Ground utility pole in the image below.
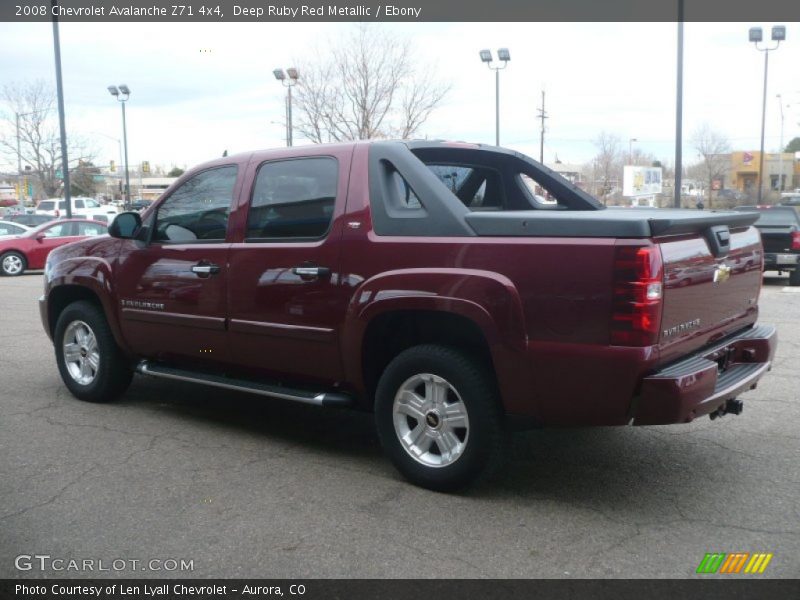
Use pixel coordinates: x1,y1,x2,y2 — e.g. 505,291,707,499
777,94,785,192
51,0,71,217
674,1,684,208
536,89,548,163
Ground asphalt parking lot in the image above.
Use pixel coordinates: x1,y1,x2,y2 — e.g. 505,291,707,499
1,273,798,579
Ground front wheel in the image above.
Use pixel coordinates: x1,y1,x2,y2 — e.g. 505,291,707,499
54,300,133,402
375,345,506,492
1,251,26,276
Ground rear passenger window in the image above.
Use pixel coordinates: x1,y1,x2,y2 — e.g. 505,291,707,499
247,158,338,240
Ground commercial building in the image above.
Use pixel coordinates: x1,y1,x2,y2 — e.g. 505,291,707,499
725,151,799,194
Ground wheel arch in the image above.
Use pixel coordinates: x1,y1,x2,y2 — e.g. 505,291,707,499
47,281,128,353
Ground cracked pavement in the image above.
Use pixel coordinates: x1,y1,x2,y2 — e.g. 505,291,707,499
1,273,798,578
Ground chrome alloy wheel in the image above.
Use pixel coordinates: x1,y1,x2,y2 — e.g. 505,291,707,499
392,373,470,468
62,320,100,386
2,254,23,275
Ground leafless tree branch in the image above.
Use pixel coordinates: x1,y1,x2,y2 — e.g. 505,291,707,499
292,25,450,143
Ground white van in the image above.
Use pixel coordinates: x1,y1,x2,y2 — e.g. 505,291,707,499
35,197,118,223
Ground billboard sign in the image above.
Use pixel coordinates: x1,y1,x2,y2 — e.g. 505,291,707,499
623,166,663,197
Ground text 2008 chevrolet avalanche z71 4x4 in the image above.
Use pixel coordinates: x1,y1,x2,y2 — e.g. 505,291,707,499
40,141,777,490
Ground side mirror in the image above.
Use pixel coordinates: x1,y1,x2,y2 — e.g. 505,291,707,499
108,211,142,239
35,233,46,242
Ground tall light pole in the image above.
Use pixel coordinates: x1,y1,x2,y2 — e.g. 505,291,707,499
479,48,511,146
674,1,684,208
629,138,638,165
273,68,299,147
51,0,72,217
777,94,785,192
107,85,131,209
749,25,785,202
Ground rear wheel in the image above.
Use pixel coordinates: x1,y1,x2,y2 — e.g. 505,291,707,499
375,344,506,492
1,251,26,276
54,301,133,402
790,269,800,287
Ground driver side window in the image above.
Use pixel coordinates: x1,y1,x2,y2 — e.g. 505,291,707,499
154,166,238,242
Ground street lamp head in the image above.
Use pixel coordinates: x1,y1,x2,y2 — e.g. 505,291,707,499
107,85,119,97
771,25,786,42
273,68,286,81
497,48,511,62
118,84,130,96
749,27,763,43
287,68,299,80
479,49,492,63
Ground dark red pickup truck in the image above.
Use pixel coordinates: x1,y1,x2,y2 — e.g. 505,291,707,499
40,141,777,490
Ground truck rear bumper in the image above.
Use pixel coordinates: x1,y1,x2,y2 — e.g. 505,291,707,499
633,324,777,425
764,252,798,268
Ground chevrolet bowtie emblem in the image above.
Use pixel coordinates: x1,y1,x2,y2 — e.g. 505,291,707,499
713,264,731,283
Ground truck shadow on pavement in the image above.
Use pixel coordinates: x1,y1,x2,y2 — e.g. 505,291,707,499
119,372,748,505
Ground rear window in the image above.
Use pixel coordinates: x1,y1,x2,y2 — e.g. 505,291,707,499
425,163,505,210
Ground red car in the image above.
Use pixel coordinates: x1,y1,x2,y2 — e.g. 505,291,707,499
0,218,107,276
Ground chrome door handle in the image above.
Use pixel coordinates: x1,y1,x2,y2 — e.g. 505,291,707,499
292,265,331,280
191,263,220,277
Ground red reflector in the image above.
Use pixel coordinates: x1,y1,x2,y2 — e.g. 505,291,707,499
611,245,664,347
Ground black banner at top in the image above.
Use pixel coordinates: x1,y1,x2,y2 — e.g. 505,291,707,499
3,0,800,22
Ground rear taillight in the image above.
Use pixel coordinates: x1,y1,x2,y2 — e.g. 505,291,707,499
611,245,664,346
791,231,800,250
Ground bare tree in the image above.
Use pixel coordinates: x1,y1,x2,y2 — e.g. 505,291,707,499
691,123,731,208
293,25,450,143
0,80,95,199
592,132,622,204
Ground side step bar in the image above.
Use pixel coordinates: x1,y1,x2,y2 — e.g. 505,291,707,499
135,361,354,408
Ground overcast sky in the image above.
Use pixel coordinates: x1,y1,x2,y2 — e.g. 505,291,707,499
0,21,798,173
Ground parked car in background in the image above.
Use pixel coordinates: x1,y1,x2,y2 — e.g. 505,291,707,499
0,204,26,216
35,197,118,223
0,218,107,276
129,198,153,212
3,213,57,228
0,220,32,239
717,188,747,202
779,193,800,207
734,205,800,285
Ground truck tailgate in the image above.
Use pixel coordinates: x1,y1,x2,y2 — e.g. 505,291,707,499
657,226,763,363
760,226,797,253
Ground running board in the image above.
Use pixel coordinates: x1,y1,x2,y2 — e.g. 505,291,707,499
135,361,354,408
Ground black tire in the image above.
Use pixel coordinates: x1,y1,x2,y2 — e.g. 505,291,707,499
374,344,506,492
0,251,26,276
54,300,133,403
789,269,800,287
